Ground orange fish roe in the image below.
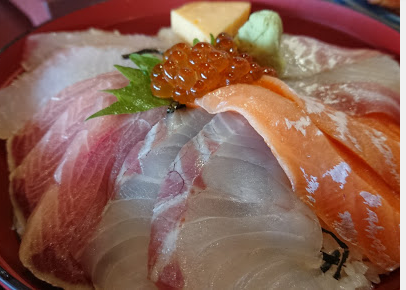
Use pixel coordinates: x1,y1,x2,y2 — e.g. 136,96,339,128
150,33,277,106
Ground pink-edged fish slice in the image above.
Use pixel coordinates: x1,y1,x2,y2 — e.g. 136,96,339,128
290,81,400,122
0,44,159,143
148,112,323,289
280,35,399,123
280,34,383,79
19,107,166,289
21,29,182,71
79,109,213,289
9,72,129,233
6,71,128,171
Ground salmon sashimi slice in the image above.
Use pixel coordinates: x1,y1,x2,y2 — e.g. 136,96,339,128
195,80,399,271
148,112,373,289
79,109,212,289
19,107,166,289
257,76,400,194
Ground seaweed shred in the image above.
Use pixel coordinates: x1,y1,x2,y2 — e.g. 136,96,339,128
321,228,350,279
122,48,162,59
167,101,186,113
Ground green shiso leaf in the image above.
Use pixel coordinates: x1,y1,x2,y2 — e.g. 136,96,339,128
129,53,161,75
192,38,200,46
87,54,171,120
193,35,215,46
210,33,216,45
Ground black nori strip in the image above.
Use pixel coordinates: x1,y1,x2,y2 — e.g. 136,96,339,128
323,250,340,265
321,250,340,273
334,247,350,279
167,101,186,113
321,228,350,279
320,261,331,273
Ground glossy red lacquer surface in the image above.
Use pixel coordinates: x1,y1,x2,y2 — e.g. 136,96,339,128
0,0,399,289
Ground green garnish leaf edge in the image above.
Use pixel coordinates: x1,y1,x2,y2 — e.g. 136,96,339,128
192,38,200,46
210,33,216,45
193,34,215,46
87,53,172,120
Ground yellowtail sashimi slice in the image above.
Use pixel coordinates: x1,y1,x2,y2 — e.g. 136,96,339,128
9,72,128,233
19,107,166,289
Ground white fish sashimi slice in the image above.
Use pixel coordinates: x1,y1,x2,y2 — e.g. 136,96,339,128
290,82,399,121
22,28,181,70
287,55,399,91
286,55,400,121
0,45,143,140
280,34,381,79
117,108,213,186
19,108,166,289
96,237,152,290
9,72,128,233
79,109,213,289
281,35,399,121
149,112,326,289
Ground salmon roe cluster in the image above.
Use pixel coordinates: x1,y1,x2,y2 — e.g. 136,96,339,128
150,33,277,106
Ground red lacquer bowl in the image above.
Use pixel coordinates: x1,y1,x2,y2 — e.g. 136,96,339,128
0,0,399,289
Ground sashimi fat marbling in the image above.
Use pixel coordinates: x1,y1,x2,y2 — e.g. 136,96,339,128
0,10,399,290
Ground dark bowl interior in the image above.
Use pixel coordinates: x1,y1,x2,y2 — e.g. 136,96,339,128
0,0,399,289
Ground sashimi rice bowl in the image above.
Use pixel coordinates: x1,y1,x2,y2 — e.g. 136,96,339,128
0,1,399,289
